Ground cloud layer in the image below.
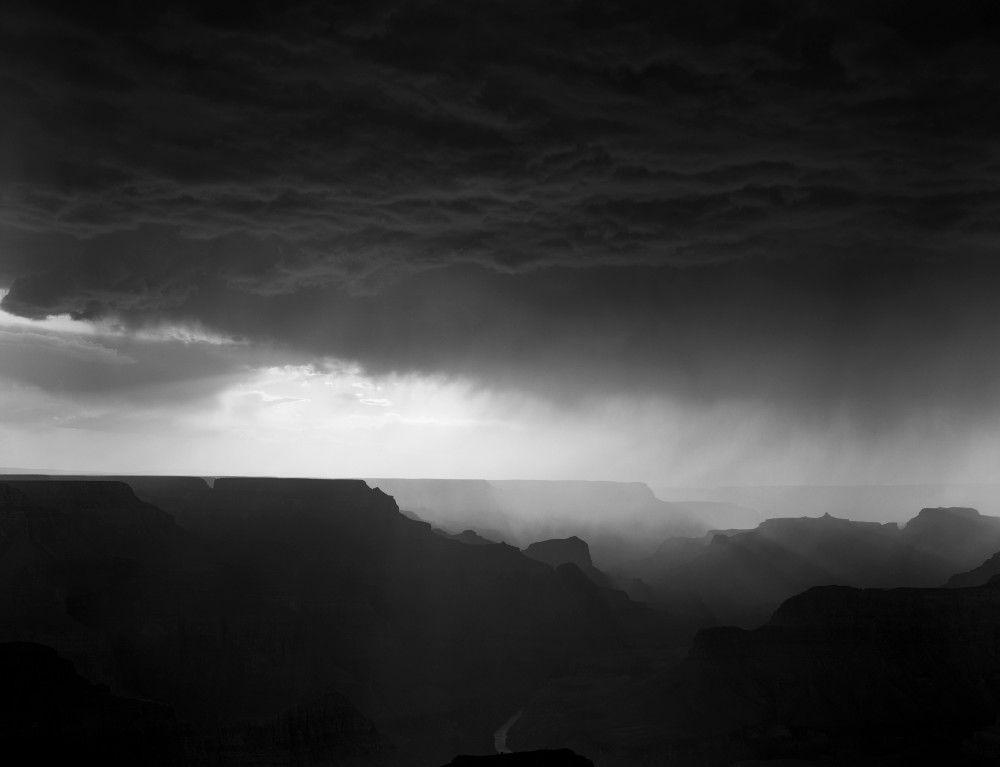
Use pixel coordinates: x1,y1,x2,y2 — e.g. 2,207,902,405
2,0,1000,433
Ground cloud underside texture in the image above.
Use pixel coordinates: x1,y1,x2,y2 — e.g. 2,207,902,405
2,0,1000,425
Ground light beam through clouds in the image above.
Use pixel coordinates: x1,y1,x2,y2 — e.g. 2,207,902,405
4,293,1000,488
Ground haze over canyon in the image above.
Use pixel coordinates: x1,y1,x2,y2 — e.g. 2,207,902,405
3,0,1000,764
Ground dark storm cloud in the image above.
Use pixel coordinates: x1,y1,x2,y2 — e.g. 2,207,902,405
2,0,1000,421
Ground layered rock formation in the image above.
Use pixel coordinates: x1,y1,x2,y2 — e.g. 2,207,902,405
0,477,677,765
639,507,1000,627
13,474,997,766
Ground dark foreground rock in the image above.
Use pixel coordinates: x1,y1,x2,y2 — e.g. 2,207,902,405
0,641,182,765
0,640,390,766
211,691,392,766
511,578,1000,766
444,749,595,766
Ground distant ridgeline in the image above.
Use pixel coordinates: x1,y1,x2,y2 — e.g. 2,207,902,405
654,482,1000,525
633,506,1000,627
3,474,1000,765
364,477,760,568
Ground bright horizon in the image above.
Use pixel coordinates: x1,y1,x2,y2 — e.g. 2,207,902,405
6,300,1000,488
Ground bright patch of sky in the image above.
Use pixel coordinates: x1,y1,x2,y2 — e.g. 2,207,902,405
4,303,1000,487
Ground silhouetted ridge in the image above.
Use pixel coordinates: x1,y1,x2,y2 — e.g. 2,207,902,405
106,476,213,520
903,506,992,545
524,536,592,569
948,552,1000,588
366,478,509,541
0,480,185,566
212,477,397,514
908,505,983,524
6,479,144,507
0,476,214,541
175,477,416,550
366,477,711,568
523,537,612,589
443,529,497,545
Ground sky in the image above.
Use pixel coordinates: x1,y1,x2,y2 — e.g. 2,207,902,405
2,0,1000,486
